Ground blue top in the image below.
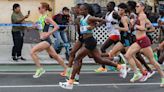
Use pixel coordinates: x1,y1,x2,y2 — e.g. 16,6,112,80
80,15,92,34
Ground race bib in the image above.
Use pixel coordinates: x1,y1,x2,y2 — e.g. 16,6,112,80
106,23,111,30
38,24,43,30
80,26,88,33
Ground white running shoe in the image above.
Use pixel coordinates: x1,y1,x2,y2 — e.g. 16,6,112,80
127,67,131,73
147,71,155,78
130,71,143,82
59,82,73,90
119,64,127,78
139,74,148,82
66,79,80,85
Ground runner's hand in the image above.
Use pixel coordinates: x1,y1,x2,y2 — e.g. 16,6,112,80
40,32,50,39
114,24,120,29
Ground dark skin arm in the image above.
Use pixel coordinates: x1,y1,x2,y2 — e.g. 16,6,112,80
101,53,109,57
87,16,108,29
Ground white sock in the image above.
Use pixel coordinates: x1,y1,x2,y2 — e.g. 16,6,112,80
113,56,120,62
75,74,79,80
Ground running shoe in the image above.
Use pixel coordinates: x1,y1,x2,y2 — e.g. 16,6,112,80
147,71,155,78
130,71,143,82
65,74,80,85
160,78,164,87
118,64,127,78
74,79,80,85
119,53,127,64
66,78,80,85
127,67,131,73
94,67,108,73
139,74,148,82
17,56,26,61
33,68,45,78
59,80,74,89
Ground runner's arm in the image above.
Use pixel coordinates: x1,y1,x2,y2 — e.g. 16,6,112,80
146,19,155,32
118,16,129,32
88,16,107,23
46,17,59,35
136,14,147,31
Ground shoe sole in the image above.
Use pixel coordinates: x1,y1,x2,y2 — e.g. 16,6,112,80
139,76,148,82
33,70,46,78
130,75,143,83
148,71,156,79
59,82,73,90
120,64,127,79
94,70,108,73
65,79,80,85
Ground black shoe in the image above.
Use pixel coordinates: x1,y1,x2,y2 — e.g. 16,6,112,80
12,56,18,61
18,56,26,61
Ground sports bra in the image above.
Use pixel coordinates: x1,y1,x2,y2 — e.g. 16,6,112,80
80,14,92,34
37,14,50,32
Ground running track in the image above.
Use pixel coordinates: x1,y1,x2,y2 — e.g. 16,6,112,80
0,71,163,92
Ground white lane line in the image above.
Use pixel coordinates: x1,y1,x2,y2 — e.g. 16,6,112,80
0,83,161,88
0,71,138,75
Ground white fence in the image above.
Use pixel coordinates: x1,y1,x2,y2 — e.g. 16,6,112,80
0,25,162,45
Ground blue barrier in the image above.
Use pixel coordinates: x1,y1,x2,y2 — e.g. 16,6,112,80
0,23,160,27
0,23,69,27
152,23,158,27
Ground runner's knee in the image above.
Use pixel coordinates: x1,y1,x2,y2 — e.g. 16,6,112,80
74,59,82,66
30,49,37,56
125,53,132,60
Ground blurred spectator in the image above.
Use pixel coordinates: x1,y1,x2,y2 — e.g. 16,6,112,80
11,3,29,61
145,5,159,23
158,7,164,41
52,7,71,60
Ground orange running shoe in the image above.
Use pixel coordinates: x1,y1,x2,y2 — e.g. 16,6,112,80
95,67,107,73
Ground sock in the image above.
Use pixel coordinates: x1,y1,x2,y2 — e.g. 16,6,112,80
75,74,79,80
66,67,72,76
113,56,120,62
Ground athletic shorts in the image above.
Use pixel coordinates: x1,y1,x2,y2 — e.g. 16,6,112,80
109,35,120,41
147,34,153,44
84,36,97,51
136,36,151,48
120,33,133,47
40,37,52,45
78,35,84,43
130,34,136,44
